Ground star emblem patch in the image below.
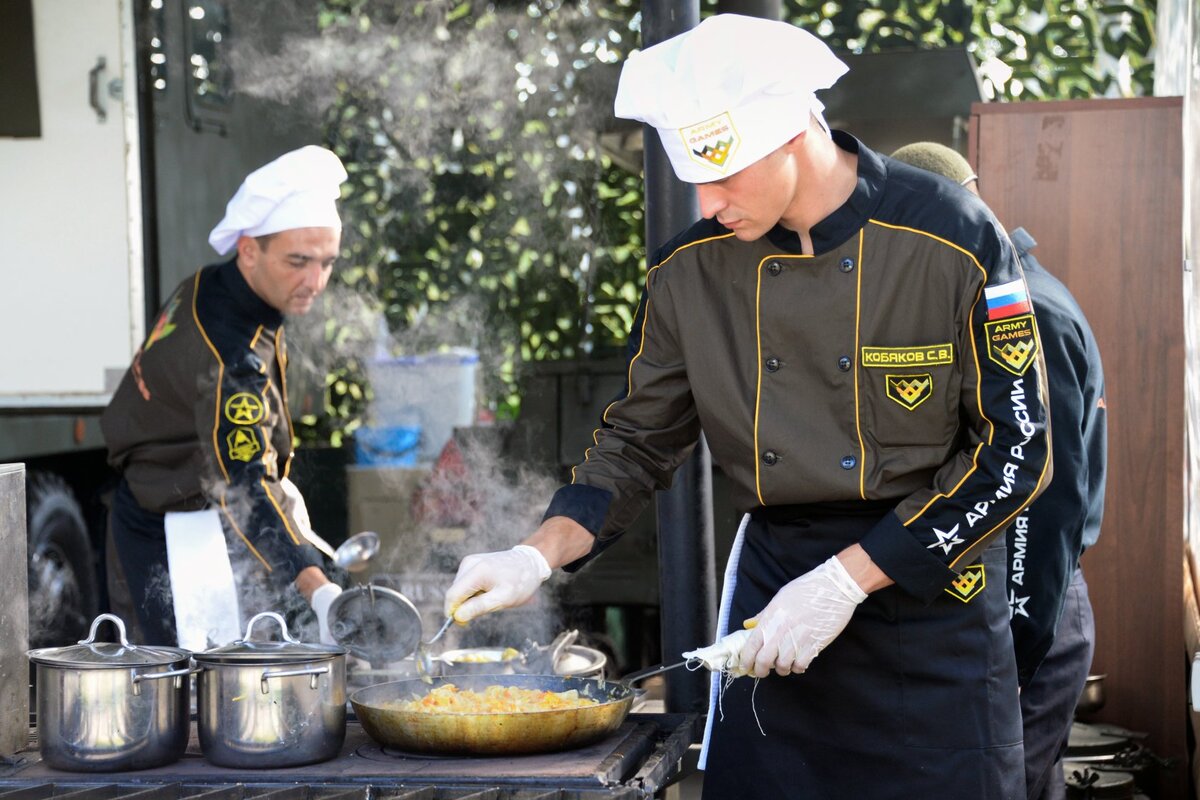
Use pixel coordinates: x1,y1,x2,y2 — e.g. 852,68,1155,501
927,524,964,555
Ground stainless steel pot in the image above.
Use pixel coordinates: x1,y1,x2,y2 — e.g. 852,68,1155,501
26,613,194,772
195,611,346,768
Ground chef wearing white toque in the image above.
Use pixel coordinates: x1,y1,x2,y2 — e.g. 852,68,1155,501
441,14,1050,799
102,145,348,650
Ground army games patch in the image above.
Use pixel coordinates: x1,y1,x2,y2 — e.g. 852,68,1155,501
885,374,933,410
945,563,986,603
985,314,1038,376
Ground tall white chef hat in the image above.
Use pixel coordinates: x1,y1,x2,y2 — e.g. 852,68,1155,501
614,15,848,184
208,145,348,256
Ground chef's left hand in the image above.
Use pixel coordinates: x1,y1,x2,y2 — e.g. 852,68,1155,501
737,555,868,678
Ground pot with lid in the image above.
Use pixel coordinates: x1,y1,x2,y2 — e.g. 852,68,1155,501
195,611,346,768
26,613,195,772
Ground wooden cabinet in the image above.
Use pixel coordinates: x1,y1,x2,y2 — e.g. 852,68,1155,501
970,97,1185,798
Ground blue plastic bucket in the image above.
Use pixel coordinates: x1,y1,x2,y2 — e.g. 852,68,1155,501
354,425,422,466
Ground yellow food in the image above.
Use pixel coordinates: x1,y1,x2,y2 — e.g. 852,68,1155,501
450,647,520,664
391,683,599,714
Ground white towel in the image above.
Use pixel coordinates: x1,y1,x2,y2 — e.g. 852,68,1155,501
698,512,750,770
164,510,241,650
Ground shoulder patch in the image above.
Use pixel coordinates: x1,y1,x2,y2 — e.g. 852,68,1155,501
985,315,1038,376
143,295,181,351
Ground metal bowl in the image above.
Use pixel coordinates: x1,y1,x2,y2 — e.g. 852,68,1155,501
555,645,607,678
1075,673,1106,716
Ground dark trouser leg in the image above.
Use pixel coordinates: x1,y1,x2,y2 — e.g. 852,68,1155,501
108,479,178,646
1020,568,1096,800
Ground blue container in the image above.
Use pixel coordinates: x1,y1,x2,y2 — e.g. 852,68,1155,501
354,425,422,466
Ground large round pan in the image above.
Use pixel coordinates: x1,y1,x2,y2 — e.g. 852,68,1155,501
350,673,637,755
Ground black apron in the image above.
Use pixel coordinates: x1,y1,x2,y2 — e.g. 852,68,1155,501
702,503,1025,800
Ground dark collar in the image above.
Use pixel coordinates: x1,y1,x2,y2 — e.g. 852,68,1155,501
215,258,284,328
765,130,887,255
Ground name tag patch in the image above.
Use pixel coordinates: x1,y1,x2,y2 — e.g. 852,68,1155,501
985,314,1038,376
885,374,933,410
861,344,953,368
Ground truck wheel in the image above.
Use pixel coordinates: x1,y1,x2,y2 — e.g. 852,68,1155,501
27,473,98,648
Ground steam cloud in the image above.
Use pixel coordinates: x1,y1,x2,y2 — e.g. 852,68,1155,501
199,3,628,657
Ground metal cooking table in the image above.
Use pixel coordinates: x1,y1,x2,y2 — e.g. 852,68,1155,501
0,714,700,800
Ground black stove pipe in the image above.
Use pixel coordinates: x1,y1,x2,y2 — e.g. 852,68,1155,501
640,0,715,716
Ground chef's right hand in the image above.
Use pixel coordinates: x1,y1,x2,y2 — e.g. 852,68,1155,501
445,545,552,623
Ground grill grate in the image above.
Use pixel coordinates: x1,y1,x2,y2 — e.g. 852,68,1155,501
0,785,642,800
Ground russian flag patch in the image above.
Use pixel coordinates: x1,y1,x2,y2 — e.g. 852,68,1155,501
984,279,1032,320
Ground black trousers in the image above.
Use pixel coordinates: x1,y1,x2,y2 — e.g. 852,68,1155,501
702,504,1025,800
108,478,178,646
1020,568,1095,800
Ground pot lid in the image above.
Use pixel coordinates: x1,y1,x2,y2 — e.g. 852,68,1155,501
196,611,345,664
326,583,423,664
27,614,189,668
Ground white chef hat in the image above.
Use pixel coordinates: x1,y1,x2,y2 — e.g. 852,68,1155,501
208,145,348,256
614,15,848,184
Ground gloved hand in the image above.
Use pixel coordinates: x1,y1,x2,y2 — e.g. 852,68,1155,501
310,582,343,645
737,555,868,678
280,477,312,536
444,545,552,623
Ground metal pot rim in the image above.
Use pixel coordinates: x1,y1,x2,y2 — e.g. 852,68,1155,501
196,611,345,665
27,613,190,668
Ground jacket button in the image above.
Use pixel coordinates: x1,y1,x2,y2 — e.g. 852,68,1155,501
840,455,857,469
837,356,852,372
766,260,783,276
763,450,779,466
765,357,781,373
840,257,855,273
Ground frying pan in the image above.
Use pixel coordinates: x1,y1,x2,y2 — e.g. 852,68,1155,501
350,668,668,755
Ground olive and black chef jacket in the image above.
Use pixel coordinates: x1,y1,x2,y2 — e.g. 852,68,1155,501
1007,226,1106,685
545,132,1052,602
101,258,322,582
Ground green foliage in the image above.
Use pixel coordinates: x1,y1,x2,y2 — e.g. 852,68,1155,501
299,0,1154,446
774,0,1156,99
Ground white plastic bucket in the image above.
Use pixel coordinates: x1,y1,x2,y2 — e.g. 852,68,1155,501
367,348,478,462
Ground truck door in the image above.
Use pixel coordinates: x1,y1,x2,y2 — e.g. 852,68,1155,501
0,0,145,408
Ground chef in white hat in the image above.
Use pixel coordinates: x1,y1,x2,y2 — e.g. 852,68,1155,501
442,14,1049,799
102,145,349,651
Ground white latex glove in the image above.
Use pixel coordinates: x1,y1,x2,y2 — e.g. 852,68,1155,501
683,628,753,677
444,545,552,623
310,582,343,645
737,555,868,678
280,477,312,536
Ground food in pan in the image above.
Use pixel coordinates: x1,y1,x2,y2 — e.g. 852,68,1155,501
389,683,599,714
448,647,521,664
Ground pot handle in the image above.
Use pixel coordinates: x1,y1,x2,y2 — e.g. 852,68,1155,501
259,664,329,694
131,663,201,694
240,611,301,644
78,613,134,648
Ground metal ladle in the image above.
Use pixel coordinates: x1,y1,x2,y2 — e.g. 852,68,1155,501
333,531,380,573
308,530,381,573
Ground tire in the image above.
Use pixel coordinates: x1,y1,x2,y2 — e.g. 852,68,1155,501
27,472,99,649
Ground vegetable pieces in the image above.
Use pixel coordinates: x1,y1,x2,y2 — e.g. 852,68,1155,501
389,683,600,714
